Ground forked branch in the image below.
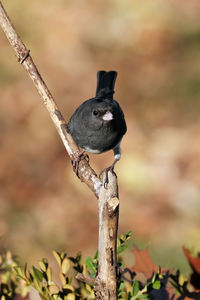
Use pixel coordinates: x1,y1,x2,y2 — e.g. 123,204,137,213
0,2,119,299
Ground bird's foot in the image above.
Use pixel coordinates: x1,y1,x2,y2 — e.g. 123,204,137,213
99,166,115,188
71,150,89,178
99,158,119,188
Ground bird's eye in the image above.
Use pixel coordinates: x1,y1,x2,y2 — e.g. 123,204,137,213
93,110,98,116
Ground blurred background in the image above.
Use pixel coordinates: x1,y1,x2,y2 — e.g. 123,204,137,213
1,0,200,274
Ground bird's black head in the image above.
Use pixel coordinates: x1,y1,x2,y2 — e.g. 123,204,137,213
81,98,116,130
91,99,114,120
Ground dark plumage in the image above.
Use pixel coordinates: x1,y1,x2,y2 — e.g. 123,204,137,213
67,70,127,180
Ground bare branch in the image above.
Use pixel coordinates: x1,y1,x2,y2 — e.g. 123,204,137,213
76,273,97,285
0,2,120,298
96,172,119,299
0,1,102,197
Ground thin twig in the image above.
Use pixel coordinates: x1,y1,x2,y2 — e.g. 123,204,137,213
0,1,102,197
76,273,97,285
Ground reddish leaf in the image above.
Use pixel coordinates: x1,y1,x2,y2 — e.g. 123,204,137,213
183,247,200,275
131,247,159,279
129,247,200,299
183,246,200,290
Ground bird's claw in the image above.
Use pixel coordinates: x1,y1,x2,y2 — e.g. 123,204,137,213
99,165,115,188
71,151,89,178
99,158,119,188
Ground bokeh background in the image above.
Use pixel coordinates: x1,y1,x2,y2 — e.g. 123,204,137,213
1,0,200,274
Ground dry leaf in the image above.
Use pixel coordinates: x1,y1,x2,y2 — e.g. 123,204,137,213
183,246,200,290
131,247,159,279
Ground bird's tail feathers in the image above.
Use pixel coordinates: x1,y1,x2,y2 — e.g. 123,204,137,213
96,70,117,99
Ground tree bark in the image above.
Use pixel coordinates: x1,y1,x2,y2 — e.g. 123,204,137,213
96,172,119,299
0,2,119,298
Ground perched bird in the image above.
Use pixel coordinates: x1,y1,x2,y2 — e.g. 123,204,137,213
67,70,127,183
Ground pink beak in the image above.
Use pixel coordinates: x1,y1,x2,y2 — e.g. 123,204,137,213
102,111,113,121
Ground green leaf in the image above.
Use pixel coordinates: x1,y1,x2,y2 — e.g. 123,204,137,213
32,266,43,282
85,257,96,274
75,252,82,264
117,244,128,254
60,273,66,286
119,231,132,243
38,261,47,272
60,252,66,261
33,276,42,292
14,266,25,279
61,258,70,275
132,280,140,297
118,280,125,291
118,281,125,297
53,251,62,266
118,261,125,268
152,280,161,290
29,272,34,283
127,230,132,237
94,250,98,260
151,272,156,283
124,231,132,240
24,262,29,279
46,266,52,281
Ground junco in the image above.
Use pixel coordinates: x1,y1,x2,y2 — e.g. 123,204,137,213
67,70,127,183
